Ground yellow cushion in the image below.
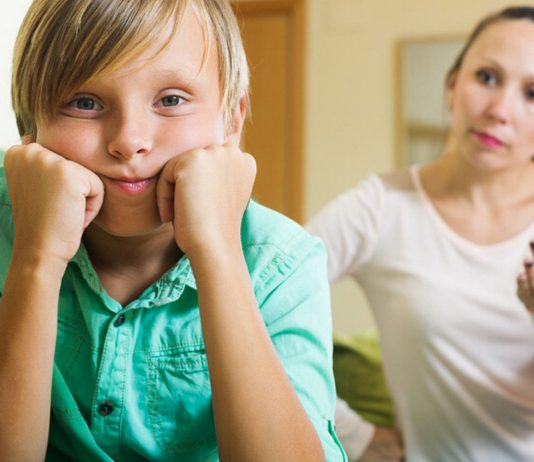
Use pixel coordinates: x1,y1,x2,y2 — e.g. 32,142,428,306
333,330,396,427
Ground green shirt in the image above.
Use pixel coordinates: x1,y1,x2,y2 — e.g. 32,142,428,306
0,168,346,461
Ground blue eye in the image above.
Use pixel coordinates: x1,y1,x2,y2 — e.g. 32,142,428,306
74,98,98,110
76,98,96,111
476,69,498,85
161,95,182,107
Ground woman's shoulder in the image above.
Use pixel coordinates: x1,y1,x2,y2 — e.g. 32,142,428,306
309,167,418,226
377,167,416,193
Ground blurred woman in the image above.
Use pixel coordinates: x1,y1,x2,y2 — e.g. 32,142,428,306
307,6,534,461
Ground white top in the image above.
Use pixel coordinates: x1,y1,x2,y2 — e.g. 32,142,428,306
306,166,534,462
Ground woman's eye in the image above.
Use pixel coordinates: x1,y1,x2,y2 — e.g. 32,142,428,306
525,87,534,101
160,95,183,107
476,69,497,86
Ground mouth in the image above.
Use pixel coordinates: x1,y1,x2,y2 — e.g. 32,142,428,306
105,176,157,195
472,130,505,149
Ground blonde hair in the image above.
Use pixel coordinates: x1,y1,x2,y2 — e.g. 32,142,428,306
12,0,249,138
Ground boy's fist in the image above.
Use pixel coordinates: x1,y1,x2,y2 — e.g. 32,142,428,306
4,143,104,264
156,143,256,254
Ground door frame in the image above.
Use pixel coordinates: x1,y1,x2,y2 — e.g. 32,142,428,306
232,0,306,222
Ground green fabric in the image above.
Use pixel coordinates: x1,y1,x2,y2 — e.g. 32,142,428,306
0,167,346,462
333,331,396,427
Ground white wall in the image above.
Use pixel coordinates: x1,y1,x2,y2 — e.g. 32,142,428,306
0,0,32,150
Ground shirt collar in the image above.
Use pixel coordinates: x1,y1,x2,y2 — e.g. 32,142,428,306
70,243,197,309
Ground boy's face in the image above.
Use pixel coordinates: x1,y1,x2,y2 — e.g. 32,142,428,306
35,7,244,237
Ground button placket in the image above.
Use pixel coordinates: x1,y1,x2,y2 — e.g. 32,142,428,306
91,315,131,454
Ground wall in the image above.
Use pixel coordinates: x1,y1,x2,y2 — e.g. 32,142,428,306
304,0,517,336
0,0,520,335
0,1,30,148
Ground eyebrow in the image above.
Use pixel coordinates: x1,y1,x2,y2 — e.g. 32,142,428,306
149,67,203,86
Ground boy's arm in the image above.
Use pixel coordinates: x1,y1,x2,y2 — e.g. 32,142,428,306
0,144,103,461
189,241,325,462
0,254,65,461
158,144,325,461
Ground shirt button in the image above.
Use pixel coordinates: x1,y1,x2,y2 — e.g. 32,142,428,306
97,402,114,416
113,314,126,327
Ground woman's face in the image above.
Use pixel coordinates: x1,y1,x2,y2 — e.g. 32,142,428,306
448,19,534,171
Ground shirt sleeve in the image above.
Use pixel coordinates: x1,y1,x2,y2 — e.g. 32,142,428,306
253,231,347,461
305,175,385,284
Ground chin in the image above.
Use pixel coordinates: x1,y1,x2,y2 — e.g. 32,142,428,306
93,219,165,237
92,209,166,238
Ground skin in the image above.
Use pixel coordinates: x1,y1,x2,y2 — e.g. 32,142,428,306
0,6,324,461
421,19,534,246
361,18,534,462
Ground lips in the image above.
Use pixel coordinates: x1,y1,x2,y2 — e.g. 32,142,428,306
473,130,505,148
107,176,157,195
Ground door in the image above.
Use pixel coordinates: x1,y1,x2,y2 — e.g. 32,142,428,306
232,0,306,222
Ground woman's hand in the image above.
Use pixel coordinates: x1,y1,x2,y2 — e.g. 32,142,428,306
4,142,104,265
516,241,534,314
359,426,405,462
156,143,256,255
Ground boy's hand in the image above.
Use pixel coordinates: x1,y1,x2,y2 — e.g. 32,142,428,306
156,143,256,254
4,142,104,265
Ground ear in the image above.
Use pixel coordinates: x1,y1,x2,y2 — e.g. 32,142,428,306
225,96,248,145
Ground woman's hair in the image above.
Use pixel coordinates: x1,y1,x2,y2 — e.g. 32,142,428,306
446,6,534,86
12,0,249,138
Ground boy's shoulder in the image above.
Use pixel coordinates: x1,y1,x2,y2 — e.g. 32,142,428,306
240,201,328,318
241,200,324,261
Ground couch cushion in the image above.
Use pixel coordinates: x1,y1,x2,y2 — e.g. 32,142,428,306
333,330,396,427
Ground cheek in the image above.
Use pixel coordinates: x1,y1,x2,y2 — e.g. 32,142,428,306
451,88,479,127
157,116,226,157
521,129,534,149
36,123,101,166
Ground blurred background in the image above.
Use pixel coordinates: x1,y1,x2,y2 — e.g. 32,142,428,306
0,0,519,336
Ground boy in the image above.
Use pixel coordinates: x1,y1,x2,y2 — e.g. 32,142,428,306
0,0,346,461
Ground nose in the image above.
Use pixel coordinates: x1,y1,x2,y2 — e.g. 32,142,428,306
485,87,514,124
106,109,153,160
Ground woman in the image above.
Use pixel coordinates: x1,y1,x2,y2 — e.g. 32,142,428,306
307,6,534,461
